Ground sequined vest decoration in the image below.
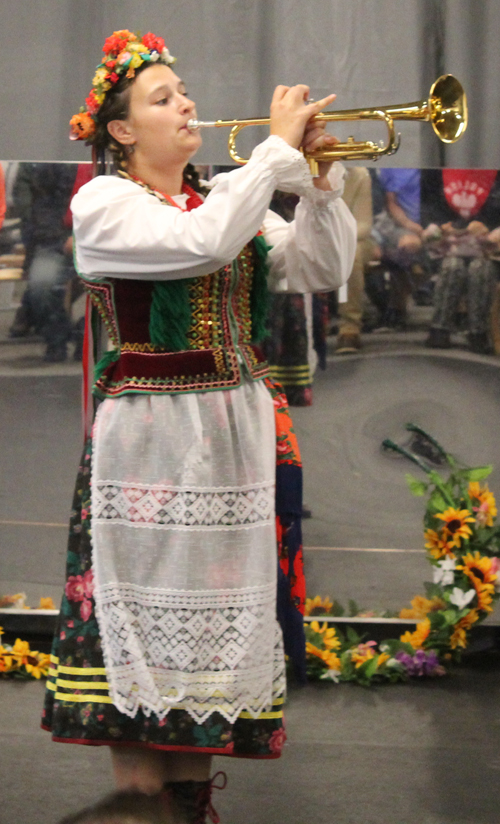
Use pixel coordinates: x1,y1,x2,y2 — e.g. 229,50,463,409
83,235,270,397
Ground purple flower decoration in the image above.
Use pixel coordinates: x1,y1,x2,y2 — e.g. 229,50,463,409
395,649,444,677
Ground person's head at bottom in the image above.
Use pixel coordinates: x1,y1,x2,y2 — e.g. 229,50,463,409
57,789,184,824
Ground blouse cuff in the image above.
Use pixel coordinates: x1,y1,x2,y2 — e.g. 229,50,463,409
249,135,315,196
301,162,346,207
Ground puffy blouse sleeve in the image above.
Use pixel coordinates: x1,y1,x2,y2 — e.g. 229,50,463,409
263,163,357,293
72,135,356,288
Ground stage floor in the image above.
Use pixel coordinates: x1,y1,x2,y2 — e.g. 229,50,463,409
1,652,500,824
2,322,500,823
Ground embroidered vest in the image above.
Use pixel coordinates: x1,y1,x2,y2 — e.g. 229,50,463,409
84,234,270,397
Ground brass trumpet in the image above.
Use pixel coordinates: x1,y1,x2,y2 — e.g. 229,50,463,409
187,74,467,174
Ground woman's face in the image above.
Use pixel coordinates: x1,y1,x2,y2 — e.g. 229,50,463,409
119,64,202,166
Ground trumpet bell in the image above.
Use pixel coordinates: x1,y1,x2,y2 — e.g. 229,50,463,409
429,74,468,143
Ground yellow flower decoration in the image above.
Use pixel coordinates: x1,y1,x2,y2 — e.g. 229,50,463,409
475,582,496,613
468,482,497,527
399,594,445,620
457,551,498,588
400,617,431,649
305,642,341,671
310,621,341,650
92,67,109,86
377,653,391,668
434,507,475,547
129,52,144,69
12,638,31,658
424,528,456,560
39,597,56,610
450,609,480,649
128,42,149,53
304,595,333,616
25,654,50,679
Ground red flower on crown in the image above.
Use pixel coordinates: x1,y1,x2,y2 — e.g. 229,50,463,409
103,29,136,56
142,32,166,53
85,90,100,114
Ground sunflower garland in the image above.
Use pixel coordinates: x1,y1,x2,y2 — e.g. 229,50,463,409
304,427,500,685
0,629,50,680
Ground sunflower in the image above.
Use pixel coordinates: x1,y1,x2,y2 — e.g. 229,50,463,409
434,508,475,547
399,594,445,620
450,609,480,650
424,528,456,560
475,582,496,613
400,617,431,650
457,551,498,586
305,642,341,671
351,648,375,668
309,621,341,650
468,482,497,527
304,595,333,616
25,654,50,679
11,638,30,662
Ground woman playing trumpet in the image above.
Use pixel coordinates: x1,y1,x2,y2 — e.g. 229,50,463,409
42,29,356,823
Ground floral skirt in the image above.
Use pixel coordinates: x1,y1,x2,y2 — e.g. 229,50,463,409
41,439,286,758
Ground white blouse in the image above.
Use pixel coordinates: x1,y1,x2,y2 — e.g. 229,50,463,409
72,135,357,293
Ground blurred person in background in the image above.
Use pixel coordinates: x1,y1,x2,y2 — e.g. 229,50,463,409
422,169,500,354
335,166,374,353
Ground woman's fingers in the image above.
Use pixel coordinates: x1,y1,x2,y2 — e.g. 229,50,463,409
269,85,337,150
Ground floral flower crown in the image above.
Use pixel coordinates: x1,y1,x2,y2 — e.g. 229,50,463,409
69,29,176,143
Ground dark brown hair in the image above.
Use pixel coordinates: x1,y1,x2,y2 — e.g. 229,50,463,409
93,63,205,193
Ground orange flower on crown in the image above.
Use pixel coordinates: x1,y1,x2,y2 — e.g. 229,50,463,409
424,528,456,560
434,507,475,548
69,112,96,141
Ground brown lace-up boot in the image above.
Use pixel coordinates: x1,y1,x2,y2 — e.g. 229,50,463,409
164,772,227,824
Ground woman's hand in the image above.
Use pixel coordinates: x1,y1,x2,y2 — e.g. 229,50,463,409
270,84,336,151
467,220,489,237
302,118,340,189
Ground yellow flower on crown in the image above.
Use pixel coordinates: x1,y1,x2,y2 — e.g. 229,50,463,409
129,52,144,70
92,67,109,86
128,42,149,53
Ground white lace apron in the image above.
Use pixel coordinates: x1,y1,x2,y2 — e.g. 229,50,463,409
91,379,286,723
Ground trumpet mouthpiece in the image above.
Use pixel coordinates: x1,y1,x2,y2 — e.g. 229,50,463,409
187,118,217,131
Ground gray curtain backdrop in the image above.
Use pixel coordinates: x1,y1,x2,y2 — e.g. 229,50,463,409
0,0,498,167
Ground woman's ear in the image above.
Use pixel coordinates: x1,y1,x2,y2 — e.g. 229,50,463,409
107,120,135,146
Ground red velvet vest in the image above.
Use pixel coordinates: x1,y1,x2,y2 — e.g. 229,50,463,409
84,240,270,398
